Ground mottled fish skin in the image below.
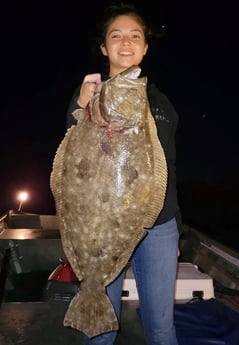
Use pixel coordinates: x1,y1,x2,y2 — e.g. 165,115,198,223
50,66,168,338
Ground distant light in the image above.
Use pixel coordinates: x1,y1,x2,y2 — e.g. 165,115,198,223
17,191,29,211
18,191,28,202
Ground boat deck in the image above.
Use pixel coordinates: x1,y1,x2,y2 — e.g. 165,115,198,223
1,217,239,344
0,300,146,345
1,267,239,345
1,295,239,345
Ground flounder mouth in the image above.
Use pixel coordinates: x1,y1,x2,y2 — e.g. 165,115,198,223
108,65,141,81
118,65,141,79
126,66,141,79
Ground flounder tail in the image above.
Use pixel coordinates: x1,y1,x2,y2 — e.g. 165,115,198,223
63,288,119,338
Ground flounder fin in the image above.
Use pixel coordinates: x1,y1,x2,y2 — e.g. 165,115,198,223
50,125,75,204
143,109,168,228
50,125,83,281
63,289,119,338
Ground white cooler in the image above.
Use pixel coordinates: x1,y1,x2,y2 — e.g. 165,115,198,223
122,262,215,302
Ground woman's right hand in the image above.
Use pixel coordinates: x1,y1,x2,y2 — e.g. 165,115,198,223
77,73,101,108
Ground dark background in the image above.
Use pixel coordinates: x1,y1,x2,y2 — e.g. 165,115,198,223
1,1,238,250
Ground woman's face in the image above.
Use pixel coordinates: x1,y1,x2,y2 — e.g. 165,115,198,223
100,15,148,76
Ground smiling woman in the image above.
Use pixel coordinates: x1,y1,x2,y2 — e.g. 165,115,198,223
99,15,148,76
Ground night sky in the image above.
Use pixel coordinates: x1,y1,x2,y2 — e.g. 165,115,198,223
1,1,238,248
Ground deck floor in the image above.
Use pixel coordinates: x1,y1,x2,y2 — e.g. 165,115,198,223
1,267,239,344
2,296,239,344
0,300,146,345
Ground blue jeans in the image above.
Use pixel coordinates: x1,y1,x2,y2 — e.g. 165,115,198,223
83,218,179,345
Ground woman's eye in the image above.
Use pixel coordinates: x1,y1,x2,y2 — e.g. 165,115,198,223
131,34,141,40
111,34,122,39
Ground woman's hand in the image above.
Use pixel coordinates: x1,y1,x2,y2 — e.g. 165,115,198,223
77,73,101,108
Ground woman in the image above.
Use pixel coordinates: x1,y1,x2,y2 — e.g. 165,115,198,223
66,3,180,345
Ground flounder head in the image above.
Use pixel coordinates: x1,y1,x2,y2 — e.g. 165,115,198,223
99,65,148,130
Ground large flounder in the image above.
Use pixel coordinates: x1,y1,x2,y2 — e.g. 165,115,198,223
50,66,168,338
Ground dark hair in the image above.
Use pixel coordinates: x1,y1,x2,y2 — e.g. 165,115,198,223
96,2,152,46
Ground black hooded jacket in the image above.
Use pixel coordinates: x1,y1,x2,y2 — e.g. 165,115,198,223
66,75,180,228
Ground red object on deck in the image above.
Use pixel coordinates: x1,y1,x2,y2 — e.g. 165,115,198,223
48,259,79,282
